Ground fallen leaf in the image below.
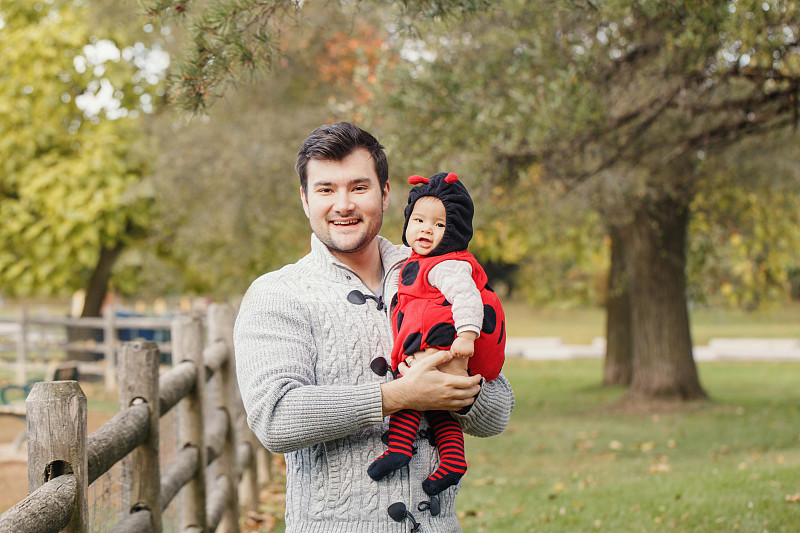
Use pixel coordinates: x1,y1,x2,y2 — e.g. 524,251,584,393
639,441,656,452
649,463,671,473
786,493,800,503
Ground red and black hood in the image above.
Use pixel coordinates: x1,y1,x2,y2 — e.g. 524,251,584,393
401,172,474,257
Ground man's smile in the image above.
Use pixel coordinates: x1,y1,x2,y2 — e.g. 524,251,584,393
331,218,360,226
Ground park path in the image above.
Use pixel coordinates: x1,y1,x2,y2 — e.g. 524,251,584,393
506,336,800,362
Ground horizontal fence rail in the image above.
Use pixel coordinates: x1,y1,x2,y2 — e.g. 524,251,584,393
0,303,269,533
0,308,174,392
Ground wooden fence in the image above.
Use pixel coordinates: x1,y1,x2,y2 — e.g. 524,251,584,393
0,307,174,392
0,303,271,532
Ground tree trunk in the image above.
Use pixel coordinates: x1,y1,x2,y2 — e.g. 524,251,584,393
81,243,124,317
67,244,124,361
603,224,632,386
625,195,706,401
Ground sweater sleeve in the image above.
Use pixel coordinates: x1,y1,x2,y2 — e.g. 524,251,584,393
233,279,384,454
454,372,515,437
428,260,483,335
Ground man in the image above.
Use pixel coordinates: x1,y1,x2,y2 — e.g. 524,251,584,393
234,121,514,532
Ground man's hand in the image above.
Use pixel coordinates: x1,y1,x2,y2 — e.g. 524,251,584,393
380,350,482,417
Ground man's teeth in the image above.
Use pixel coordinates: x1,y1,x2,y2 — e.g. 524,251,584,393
333,220,358,225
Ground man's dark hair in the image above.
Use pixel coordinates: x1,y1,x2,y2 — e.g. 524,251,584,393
296,122,389,193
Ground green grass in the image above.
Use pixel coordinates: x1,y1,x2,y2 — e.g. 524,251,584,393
259,359,800,532
503,301,800,344
458,358,800,532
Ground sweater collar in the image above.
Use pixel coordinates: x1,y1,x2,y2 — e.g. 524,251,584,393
309,233,409,279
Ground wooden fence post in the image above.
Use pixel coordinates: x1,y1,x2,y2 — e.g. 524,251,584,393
256,446,272,486
239,404,263,514
26,380,88,532
226,304,261,514
118,341,162,532
103,306,117,392
207,303,240,533
15,307,28,385
172,315,208,531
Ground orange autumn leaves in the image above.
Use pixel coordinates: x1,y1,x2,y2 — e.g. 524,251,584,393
314,24,395,106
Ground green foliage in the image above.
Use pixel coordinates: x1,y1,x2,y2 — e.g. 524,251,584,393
137,0,800,308
136,4,397,297
139,97,315,297
362,0,800,307
376,0,800,177
140,0,493,112
688,132,800,309
0,0,165,298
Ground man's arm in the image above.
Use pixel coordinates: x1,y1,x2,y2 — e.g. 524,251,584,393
385,349,514,437
380,350,483,417
234,281,384,454
454,371,514,437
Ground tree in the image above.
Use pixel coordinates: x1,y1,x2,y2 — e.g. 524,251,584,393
363,1,800,401
134,5,402,297
687,131,800,310
141,0,800,403
0,0,168,316
561,1,799,400
139,0,490,113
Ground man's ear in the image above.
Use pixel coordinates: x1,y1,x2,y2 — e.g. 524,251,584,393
300,187,310,218
382,182,391,212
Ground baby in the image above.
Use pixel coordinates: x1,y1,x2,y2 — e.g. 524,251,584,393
368,172,506,495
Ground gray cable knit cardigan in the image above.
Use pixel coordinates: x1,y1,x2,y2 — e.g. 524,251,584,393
234,234,515,533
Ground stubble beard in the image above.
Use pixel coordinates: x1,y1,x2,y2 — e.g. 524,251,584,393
314,213,383,255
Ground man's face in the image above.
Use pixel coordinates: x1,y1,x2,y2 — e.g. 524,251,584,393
301,148,390,257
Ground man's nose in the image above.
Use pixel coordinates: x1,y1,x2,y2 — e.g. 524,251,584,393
333,191,355,213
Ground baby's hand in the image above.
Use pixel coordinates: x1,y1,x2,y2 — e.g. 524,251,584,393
450,335,475,359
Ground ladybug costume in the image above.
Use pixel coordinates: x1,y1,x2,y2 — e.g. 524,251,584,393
368,172,506,495
392,250,505,380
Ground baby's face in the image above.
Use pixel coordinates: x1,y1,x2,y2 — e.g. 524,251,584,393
406,196,446,255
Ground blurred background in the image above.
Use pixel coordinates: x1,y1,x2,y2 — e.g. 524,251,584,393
2,1,800,529
2,0,798,396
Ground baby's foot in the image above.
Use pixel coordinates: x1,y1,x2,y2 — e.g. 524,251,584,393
368,451,412,481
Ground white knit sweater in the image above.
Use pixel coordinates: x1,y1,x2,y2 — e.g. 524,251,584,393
234,234,515,532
